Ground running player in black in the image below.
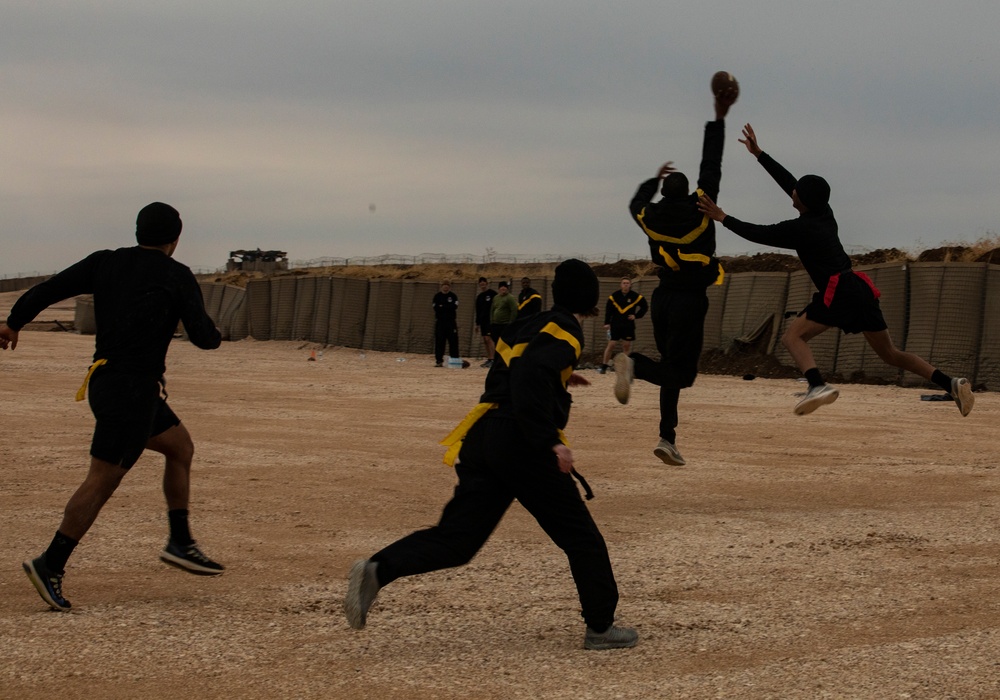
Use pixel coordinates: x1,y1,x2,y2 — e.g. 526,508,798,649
344,260,638,650
1,203,225,612
697,124,974,417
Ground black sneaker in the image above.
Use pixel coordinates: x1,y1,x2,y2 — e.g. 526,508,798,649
596,364,608,375
160,541,225,576
584,623,639,650
344,559,381,629
23,555,72,611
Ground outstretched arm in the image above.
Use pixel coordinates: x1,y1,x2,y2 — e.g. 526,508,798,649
697,194,727,223
741,123,798,198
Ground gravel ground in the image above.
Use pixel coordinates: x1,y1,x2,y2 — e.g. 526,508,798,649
1,325,999,699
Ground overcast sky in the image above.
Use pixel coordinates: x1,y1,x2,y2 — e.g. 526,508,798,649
2,1,998,276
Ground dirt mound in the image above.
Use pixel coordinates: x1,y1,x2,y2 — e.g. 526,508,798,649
720,253,801,274
851,248,909,266
976,248,1000,264
917,246,970,263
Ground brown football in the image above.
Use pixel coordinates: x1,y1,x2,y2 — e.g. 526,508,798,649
711,71,739,99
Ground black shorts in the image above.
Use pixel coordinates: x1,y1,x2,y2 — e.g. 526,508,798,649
479,322,492,337
608,323,636,342
87,367,180,469
801,271,888,334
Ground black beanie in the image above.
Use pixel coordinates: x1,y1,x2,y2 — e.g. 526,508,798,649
136,202,182,246
551,259,599,315
795,175,830,213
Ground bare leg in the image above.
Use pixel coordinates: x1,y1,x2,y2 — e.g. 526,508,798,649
482,334,495,360
621,340,632,356
58,457,129,541
781,315,831,373
863,329,935,380
146,423,194,510
602,340,617,366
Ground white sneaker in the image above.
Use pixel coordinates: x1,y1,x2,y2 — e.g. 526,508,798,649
653,439,685,466
951,377,974,417
613,353,634,405
793,383,839,415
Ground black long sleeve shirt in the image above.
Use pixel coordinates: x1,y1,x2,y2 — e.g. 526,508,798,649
629,119,725,290
480,305,583,451
432,291,459,323
6,247,220,375
603,290,648,326
517,287,543,317
722,152,852,292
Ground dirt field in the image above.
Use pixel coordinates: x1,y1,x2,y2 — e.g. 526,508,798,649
2,322,999,698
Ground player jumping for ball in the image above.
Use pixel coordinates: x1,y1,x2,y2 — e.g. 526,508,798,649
619,81,738,467
697,124,974,417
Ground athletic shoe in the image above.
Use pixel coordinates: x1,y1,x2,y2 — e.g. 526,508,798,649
653,439,686,466
584,623,639,650
434,362,443,368
344,559,380,630
952,377,974,417
160,541,225,576
23,555,71,612
613,354,633,405
596,364,607,375
480,359,493,368
793,383,839,415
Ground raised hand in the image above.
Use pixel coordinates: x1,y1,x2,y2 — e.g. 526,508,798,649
714,86,738,119
739,123,762,157
657,161,676,179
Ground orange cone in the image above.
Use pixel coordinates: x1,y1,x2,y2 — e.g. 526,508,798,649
308,350,317,361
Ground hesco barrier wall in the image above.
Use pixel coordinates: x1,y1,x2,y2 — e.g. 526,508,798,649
0,276,52,293
171,263,1000,389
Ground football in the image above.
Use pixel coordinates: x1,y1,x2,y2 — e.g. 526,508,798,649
711,71,739,99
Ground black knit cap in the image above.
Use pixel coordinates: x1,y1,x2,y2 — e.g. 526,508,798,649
551,258,599,315
795,175,830,213
136,202,182,246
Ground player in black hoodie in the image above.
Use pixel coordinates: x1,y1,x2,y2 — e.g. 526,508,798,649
618,87,737,467
697,123,974,417
344,260,638,651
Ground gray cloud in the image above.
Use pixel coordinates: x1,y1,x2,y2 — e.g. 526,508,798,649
2,1,998,276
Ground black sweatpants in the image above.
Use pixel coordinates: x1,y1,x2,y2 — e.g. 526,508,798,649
434,320,460,363
629,285,708,444
370,416,619,630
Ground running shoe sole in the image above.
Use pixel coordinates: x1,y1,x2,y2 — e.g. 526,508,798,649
23,559,71,611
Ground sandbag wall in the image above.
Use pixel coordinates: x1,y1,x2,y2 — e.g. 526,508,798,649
0,275,52,293
196,263,1000,388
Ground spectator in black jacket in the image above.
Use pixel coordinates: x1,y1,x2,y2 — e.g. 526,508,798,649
432,280,460,367
697,123,974,417
344,259,638,651
598,277,648,374
617,88,737,467
1,202,225,612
